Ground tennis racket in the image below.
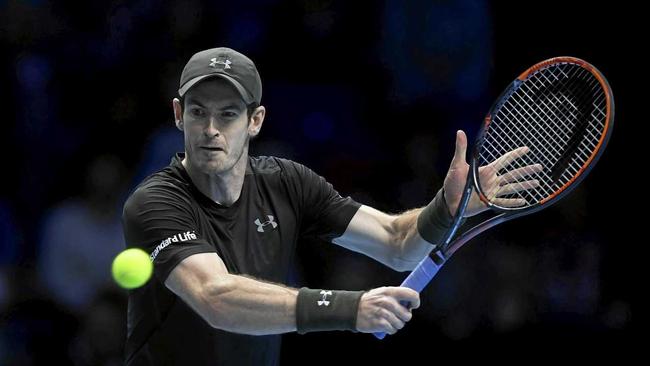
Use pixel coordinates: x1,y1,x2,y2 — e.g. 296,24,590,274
375,56,614,339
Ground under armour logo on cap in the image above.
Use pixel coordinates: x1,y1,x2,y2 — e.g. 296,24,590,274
209,57,232,69
178,47,262,105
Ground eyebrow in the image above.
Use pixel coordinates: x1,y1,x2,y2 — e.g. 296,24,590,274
185,97,206,108
218,104,244,111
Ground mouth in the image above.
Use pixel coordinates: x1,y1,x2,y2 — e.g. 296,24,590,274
200,146,225,153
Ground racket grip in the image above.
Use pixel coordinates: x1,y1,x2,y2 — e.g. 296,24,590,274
373,254,445,340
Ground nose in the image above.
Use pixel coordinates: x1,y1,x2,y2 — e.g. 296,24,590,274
204,116,221,138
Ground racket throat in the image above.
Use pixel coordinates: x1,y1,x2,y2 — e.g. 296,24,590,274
431,250,446,265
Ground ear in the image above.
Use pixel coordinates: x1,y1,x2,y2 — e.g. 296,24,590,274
172,98,184,131
248,105,266,137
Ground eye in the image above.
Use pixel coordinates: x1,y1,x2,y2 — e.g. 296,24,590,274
221,111,238,119
190,107,205,118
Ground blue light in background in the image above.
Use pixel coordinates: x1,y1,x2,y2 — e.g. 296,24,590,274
0,201,22,265
15,53,51,95
261,83,376,161
129,126,184,191
225,13,265,52
455,57,490,101
302,111,334,142
379,0,492,105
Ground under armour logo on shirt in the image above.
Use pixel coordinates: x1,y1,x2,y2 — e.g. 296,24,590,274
254,215,277,233
209,57,232,69
318,290,332,306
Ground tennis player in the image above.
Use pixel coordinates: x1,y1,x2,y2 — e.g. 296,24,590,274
122,47,532,365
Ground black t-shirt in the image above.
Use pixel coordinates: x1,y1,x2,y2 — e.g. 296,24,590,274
122,153,361,366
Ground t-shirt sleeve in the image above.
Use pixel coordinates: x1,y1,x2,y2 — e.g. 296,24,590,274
122,182,215,283
280,159,361,242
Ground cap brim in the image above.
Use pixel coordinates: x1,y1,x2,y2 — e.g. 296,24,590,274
178,73,254,105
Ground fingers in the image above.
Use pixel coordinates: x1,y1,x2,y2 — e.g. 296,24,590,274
373,295,413,335
381,298,414,323
379,308,406,334
381,287,420,309
451,130,468,167
498,179,540,195
499,164,543,184
356,287,420,334
489,146,530,171
491,197,527,207
380,319,398,335
478,165,501,191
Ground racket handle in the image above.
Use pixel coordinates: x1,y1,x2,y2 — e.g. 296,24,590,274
373,254,446,339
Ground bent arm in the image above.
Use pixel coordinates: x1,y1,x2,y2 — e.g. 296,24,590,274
165,252,298,336
332,205,436,272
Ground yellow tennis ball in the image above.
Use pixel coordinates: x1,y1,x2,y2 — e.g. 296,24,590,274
112,248,153,289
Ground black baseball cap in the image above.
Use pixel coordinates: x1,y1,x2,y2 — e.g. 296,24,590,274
178,47,262,105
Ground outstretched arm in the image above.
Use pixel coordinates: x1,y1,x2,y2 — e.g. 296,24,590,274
332,203,442,272
333,130,540,271
165,252,420,336
165,252,298,335
331,133,466,271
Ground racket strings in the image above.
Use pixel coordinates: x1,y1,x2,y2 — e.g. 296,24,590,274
483,68,590,175
479,62,607,208
524,66,605,177
491,65,604,198
518,65,606,175
491,80,599,200
505,65,599,166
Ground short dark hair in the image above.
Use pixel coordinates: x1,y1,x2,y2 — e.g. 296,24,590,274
245,102,259,120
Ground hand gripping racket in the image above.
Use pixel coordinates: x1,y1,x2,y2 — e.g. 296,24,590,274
375,57,614,339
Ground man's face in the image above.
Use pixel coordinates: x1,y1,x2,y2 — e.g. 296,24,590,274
178,78,251,175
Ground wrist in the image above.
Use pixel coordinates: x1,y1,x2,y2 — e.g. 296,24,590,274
443,189,457,217
417,188,455,245
295,288,365,334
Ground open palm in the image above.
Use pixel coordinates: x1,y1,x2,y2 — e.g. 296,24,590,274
443,130,542,218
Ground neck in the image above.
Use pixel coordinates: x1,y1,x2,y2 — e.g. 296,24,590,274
182,146,249,207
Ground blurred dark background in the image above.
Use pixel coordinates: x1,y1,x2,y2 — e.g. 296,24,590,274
0,0,642,364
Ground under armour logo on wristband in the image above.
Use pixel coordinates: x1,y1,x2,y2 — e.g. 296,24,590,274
318,290,332,306
254,215,278,233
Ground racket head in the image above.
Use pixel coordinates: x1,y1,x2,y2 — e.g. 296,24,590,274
471,57,614,214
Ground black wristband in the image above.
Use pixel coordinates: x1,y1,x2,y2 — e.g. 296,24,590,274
416,188,458,245
295,288,364,334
